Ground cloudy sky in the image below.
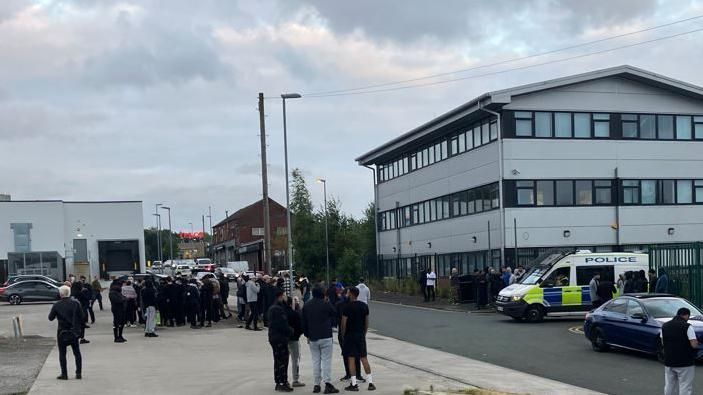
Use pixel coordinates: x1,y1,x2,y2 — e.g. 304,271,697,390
2,0,702,231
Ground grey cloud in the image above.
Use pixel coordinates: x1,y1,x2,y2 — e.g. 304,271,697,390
0,0,26,24
0,102,106,142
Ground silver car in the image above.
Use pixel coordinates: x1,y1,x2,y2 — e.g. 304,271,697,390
1,280,60,305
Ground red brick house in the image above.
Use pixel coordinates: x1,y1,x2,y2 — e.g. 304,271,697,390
212,198,288,272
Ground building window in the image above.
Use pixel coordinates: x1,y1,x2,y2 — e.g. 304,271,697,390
695,116,703,139
535,180,554,206
594,180,612,204
252,227,264,236
554,113,572,138
640,114,656,139
466,129,474,150
622,114,638,138
676,116,692,140
660,180,675,204
574,113,590,138
622,180,640,204
658,115,674,140
556,180,574,205
535,112,552,138
677,180,693,204
641,180,657,204
593,113,610,138
515,112,533,136
473,125,482,147
490,121,498,140
575,180,592,205
517,181,535,206
696,180,703,203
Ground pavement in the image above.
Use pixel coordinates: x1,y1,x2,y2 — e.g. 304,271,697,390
0,295,604,395
369,299,703,395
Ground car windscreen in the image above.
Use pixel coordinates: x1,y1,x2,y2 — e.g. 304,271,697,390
641,298,703,319
520,252,568,285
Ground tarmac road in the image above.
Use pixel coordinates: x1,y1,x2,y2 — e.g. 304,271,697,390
368,301,703,395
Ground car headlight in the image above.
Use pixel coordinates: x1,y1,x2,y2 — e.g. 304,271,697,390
512,295,523,302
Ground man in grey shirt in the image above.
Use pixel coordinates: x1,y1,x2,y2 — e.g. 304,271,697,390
589,273,601,308
245,275,261,331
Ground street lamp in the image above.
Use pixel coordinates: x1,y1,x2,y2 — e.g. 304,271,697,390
188,222,194,233
281,92,302,296
160,206,173,262
153,212,162,262
317,178,330,285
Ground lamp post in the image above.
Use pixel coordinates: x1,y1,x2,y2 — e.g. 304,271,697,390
317,178,330,285
153,212,162,262
188,222,194,233
160,206,173,262
281,92,302,296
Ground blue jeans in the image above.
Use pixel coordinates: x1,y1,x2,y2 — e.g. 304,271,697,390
308,337,333,385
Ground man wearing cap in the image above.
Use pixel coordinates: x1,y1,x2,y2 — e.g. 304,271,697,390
661,307,699,395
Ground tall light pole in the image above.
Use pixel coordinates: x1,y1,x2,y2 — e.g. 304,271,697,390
154,204,162,262
189,222,194,233
153,212,162,262
281,92,301,295
160,206,173,262
317,178,330,285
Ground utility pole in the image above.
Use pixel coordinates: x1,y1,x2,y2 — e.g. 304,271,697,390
208,205,213,237
259,92,272,275
202,214,206,258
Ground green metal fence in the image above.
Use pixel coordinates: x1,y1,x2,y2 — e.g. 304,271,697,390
649,243,703,307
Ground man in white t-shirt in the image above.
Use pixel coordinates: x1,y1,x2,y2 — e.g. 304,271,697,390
661,307,699,395
426,269,437,302
356,278,371,305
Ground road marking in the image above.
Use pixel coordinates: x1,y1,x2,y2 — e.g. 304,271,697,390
568,326,584,335
372,300,462,313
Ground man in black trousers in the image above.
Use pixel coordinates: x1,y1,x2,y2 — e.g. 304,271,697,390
268,290,293,392
49,285,84,380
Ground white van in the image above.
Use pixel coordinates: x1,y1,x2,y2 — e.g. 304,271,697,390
495,250,649,322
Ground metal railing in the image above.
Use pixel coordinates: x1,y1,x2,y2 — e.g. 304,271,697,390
649,242,703,307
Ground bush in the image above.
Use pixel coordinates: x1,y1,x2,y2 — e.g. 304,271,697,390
437,285,450,300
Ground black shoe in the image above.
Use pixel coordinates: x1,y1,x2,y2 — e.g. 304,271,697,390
57,375,68,380
145,333,149,337
253,327,262,331
84,325,90,329
76,374,82,380
368,383,376,391
313,385,322,393
355,377,365,383
205,322,212,327
114,338,126,343
344,384,358,392
275,384,294,392
324,383,340,394
245,326,252,330
119,337,127,342
339,376,351,382
79,339,90,344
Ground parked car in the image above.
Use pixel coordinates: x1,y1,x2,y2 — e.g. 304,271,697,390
193,263,217,273
195,272,216,283
226,261,250,273
216,267,237,281
3,275,61,288
174,265,192,277
0,280,61,305
584,294,703,362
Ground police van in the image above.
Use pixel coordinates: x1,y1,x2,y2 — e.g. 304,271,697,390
495,250,648,322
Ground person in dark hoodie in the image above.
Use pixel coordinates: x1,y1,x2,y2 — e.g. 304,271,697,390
596,277,617,305
156,279,168,327
219,274,232,319
302,287,339,394
79,276,95,324
262,276,277,327
185,279,202,329
73,281,90,344
165,277,177,327
200,276,215,327
109,280,127,343
173,278,186,326
285,296,305,388
141,280,158,338
656,268,670,293
268,289,294,392
49,285,84,380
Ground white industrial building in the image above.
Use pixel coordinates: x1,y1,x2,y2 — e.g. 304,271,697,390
356,66,703,279
0,199,146,281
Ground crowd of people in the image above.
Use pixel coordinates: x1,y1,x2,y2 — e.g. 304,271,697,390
47,270,377,392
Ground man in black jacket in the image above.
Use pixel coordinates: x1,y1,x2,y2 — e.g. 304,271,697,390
335,289,362,383
219,274,232,319
49,285,84,380
302,287,339,394
141,280,158,337
268,290,293,392
185,279,201,329
661,307,698,395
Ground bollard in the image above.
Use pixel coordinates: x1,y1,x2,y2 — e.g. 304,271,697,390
12,315,24,338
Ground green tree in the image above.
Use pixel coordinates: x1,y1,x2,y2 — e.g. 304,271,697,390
144,228,183,262
336,248,362,285
291,169,324,280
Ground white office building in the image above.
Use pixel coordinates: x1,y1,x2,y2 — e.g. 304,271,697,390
356,66,703,279
0,199,146,281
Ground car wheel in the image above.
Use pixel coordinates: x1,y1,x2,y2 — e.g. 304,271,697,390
591,327,610,352
9,294,22,305
524,305,544,323
656,339,665,364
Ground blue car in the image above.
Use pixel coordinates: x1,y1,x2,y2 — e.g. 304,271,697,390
584,294,703,362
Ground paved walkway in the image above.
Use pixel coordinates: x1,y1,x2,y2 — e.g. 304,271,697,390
21,296,603,395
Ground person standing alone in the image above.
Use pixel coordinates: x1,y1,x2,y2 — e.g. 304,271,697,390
109,280,127,343
49,285,83,380
426,268,437,302
661,307,698,395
